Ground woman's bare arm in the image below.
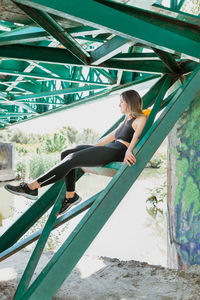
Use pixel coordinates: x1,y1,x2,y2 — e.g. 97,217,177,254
122,115,147,166
94,128,117,146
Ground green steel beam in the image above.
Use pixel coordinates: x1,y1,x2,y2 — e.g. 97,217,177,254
0,25,44,37
0,28,105,46
0,31,48,45
140,74,173,139
15,3,90,64
93,68,116,83
0,181,64,253
0,98,38,113
103,59,170,74
69,26,106,36
179,60,199,74
97,0,200,33
0,101,127,253
0,20,18,30
142,73,178,108
12,0,200,59
28,78,68,104
153,3,197,22
177,0,185,10
90,36,132,65
0,112,34,117
0,44,89,65
10,85,106,101
0,26,47,45
0,68,111,85
0,74,159,128
14,187,65,299
18,65,200,300
0,193,99,261
112,52,161,60
152,47,181,73
170,0,178,9
0,44,171,74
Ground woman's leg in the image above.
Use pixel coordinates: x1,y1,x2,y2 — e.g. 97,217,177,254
60,145,93,197
4,142,126,201
36,144,124,188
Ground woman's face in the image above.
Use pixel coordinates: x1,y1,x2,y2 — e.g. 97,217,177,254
119,97,128,114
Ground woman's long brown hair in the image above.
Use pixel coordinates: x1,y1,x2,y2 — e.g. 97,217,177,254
120,90,144,119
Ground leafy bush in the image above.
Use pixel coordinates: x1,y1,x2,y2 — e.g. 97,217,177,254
146,181,167,218
60,126,78,144
29,154,60,179
16,160,27,180
16,144,28,156
78,128,99,144
1,128,42,144
41,133,67,153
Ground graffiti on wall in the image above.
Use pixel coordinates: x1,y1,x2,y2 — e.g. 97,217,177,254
169,97,200,267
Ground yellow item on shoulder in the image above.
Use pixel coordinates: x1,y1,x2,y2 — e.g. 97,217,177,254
142,108,151,117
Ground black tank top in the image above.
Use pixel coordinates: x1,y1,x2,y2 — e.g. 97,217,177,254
115,117,135,143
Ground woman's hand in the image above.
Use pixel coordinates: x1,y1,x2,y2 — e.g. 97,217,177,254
122,149,136,166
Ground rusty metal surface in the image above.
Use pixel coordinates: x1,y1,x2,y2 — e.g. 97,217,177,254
0,0,83,28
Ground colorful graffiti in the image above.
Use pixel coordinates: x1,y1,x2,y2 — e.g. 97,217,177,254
168,96,200,268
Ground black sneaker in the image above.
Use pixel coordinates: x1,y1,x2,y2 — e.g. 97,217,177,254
58,193,82,216
4,182,38,200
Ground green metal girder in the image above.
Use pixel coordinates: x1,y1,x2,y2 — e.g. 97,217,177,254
112,52,161,60
0,104,125,255
15,3,90,64
90,36,131,65
0,44,171,73
103,59,170,74
10,85,105,101
0,193,99,261
0,100,38,113
28,78,67,104
16,65,200,300
140,74,174,139
12,0,200,59
153,2,197,22
0,181,64,253
0,44,87,65
0,26,47,45
170,0,178,9
14,187,65,299
142,73,178,108
0,27,105,46
152,47,181,73
0,74,159,127
0,20,18,30
0,112,34,117
0,68,111,85
177,0,185,10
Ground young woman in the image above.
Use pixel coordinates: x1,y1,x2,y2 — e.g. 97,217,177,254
4,89,147,215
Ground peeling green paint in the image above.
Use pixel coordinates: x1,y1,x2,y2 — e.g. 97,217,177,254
170,94,200,266
184,176,200,214
175,176,184,206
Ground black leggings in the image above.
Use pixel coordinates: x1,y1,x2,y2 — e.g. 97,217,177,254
37,141,127,191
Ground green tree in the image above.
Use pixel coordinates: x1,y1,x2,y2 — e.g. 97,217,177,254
60,126,78,144
41,132,67,153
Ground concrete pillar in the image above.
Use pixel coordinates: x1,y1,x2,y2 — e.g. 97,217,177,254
167,94,200,270
0,142,15,181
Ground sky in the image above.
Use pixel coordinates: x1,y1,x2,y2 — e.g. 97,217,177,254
14,94,122,135
13,78,157,135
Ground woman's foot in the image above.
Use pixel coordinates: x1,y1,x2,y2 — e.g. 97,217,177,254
58,193,82,216
4,182,38,200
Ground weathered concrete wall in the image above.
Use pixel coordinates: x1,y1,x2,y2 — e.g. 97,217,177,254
167,94,200,270
0,142,15,181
